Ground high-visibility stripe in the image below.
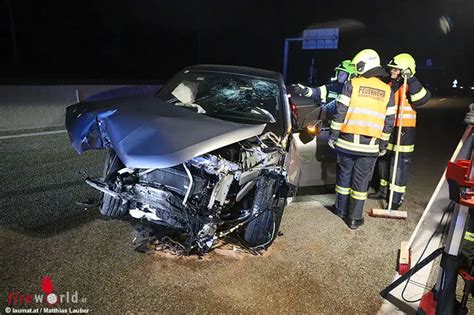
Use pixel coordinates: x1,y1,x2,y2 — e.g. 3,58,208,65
465,231,474,242
465,231,474,238
389,184,406,193
395,115,417,127
328,92,338,100
343,120,384,131
347,107,386,119
320,85,328,103
465,235,474,242
351,190,368,200
386,106,397,115
387,143,415,153
336,185,351,195
337,94,351,106
354,134,360,144
399,114,417,120
331,120,343,130
381,132,391,141
336,138,379,153
380,179,388,187
410,87,427,102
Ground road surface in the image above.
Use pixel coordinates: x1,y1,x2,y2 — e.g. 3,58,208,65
0,95,472,314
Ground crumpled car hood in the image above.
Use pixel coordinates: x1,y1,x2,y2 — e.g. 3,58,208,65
65,95,266,169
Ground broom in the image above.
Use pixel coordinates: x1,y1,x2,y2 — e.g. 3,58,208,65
370,74,409,220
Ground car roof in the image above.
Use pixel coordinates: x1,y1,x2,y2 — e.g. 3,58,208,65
183,64,281,81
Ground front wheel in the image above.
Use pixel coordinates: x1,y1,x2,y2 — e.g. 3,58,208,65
239,176,286,250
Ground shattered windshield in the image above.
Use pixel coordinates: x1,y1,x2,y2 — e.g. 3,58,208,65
157,71,281,124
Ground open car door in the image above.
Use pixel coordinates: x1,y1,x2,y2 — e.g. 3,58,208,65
287,103,337,187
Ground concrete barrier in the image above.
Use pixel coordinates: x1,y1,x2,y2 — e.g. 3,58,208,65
0,85,160,132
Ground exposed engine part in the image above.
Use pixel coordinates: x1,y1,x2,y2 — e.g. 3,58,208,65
198,223,217,238
87,135,289,255
239,169,260,185
86,178,120,198
118,167,134,175
260,131,281,146
182,163,193,205
207,174,234,209
129,207,162,222
239,145,283,170
189,154,240,176
138,168,158,176
140,167,207,196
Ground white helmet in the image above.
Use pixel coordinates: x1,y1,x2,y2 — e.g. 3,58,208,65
351,49,381,75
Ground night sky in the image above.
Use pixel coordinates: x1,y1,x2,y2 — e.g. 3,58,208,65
1,0,473,85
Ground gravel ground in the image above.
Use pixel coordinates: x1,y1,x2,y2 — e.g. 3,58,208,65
0,96,472,314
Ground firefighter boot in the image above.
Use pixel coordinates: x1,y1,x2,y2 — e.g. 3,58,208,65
346,217,365,230
368,186,387,200
328,204,347,219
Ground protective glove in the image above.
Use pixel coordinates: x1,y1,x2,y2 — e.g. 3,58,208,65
401,69,413,79
465,103,474,125
328,138,336,150
292,83,312,97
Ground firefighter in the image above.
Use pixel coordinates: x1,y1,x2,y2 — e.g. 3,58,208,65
330,49,396,229
368,53,431,210
291,60,356,116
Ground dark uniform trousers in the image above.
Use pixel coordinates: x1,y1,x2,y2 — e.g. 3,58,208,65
377,151,412,206
336,152,378,220
376,126,416,206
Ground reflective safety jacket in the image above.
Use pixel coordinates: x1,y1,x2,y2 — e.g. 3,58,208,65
330,71,395,157
340,77,391,138
392,83,417,127
386,77,431,154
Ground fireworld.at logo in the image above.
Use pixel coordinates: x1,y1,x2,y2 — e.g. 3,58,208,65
6,276,87,307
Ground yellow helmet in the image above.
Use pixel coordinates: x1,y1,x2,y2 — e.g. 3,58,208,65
351,49,381,75
387,53,416,75
335,60,356,76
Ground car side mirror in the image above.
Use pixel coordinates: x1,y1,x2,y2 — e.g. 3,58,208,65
298,120,321,144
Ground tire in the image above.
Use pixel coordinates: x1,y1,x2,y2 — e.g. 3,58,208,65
240,176,286,249
99,150,128,217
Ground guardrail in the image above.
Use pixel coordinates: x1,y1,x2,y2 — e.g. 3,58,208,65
0,85,160,132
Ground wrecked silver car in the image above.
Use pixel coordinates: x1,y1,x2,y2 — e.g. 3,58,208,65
66,65,335,254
